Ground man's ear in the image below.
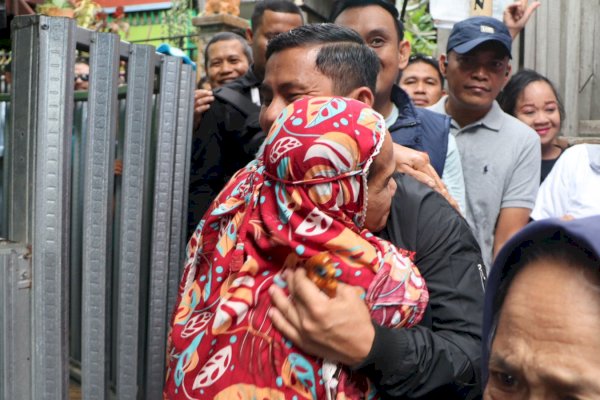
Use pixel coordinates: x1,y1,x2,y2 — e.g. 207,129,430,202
398,39,411,70
502,63,512,86
245,28,253,44
439,54,448,77
347,86,375,107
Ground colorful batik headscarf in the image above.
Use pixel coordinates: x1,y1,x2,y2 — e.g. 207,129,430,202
164,97,428,400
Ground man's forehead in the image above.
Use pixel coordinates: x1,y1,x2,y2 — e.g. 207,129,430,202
265,46,320,76
260,10,302,32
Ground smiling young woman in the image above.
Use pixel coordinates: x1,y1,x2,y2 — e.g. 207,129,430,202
499,69,569,182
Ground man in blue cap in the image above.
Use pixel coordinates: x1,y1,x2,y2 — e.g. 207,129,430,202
429,16,541,271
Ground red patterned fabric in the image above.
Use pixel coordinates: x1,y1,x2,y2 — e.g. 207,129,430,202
164,97,428,399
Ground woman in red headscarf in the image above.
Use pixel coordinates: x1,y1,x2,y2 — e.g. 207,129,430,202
164,97,428,399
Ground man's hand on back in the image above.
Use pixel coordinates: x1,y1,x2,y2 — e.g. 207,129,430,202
393,143,461,213
268,268,375,367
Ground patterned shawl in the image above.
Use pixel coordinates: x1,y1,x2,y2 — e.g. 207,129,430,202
164,97,428,399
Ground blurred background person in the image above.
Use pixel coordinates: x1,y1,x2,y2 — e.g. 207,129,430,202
74,58,90,91
204,31,252,88
499,69,569,182
482,216,600,399
399,54,445,107
193,32,253,128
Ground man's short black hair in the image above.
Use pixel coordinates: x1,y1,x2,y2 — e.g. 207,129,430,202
266,23,379,95
251,0,304,32
330,0,404,41
204,32,253,70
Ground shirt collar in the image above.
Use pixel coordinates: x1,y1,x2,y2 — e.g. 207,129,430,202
429,96,504,132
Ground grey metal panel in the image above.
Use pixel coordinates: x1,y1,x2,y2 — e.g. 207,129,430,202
1,244,32,400
27,15,76,400
115,44,156,400
145,55,181,400
81,30,120,400
70,100,87,364
166,64,196,322
563,0,581,137
7,16,40,244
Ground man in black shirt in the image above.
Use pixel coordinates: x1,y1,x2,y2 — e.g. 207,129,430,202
187,0,304,236
263,24,485,399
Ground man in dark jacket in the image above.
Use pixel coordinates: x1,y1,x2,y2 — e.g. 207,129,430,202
332,0,465,213
263,24,485,399
187,0,304,236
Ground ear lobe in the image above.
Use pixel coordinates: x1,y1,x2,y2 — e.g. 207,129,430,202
439,55,448,76
245,28,253,44
398,40,411,70
348,86,375,107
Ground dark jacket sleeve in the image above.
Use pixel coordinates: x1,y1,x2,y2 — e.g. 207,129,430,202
356,174,485,399
187,102,226,236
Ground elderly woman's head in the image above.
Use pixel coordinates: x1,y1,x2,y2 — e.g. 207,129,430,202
262,96,396,233
483,216,600,399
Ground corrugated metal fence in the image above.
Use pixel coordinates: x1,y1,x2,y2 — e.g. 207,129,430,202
521,0,600,137
0,15,195,399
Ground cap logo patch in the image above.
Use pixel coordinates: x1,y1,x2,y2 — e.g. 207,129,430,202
481,25,495,34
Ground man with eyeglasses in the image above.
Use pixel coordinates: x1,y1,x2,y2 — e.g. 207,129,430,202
74,59,89,91
430,16,540,271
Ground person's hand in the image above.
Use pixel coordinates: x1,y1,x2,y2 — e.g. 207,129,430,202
503,0,541,39
268,268,375,367
193,89,215,130
393,143,461,213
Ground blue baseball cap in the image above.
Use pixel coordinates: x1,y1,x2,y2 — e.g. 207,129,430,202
447,16,512,58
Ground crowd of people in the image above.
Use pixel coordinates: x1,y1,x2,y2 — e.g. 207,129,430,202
162,0,600,399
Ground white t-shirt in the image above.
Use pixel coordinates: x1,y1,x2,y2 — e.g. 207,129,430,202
532,144,600,220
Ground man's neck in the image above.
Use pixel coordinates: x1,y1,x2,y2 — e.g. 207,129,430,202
374,95,394,120
445,98,491,128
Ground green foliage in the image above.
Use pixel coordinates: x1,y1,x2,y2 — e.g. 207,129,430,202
403,0,437,56
162,0,195,45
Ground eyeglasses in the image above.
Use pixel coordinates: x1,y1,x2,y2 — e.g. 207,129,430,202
74,74,89,82
409,54,437,63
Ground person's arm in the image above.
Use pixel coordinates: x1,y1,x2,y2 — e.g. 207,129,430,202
493,207,531,258
393,143,460,212
441,134,466,215
492,128,541,258
361,176,484,398
503,0,541,39
270,176,485,398
187,105,226,236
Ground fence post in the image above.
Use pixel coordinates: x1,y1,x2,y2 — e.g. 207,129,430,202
1,244,32,400
9,15,76,400
116,43,157,399
167,63,196,320
145,55,182,399
80,30,120,400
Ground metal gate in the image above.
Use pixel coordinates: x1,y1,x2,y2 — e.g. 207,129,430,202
1,15,195,399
